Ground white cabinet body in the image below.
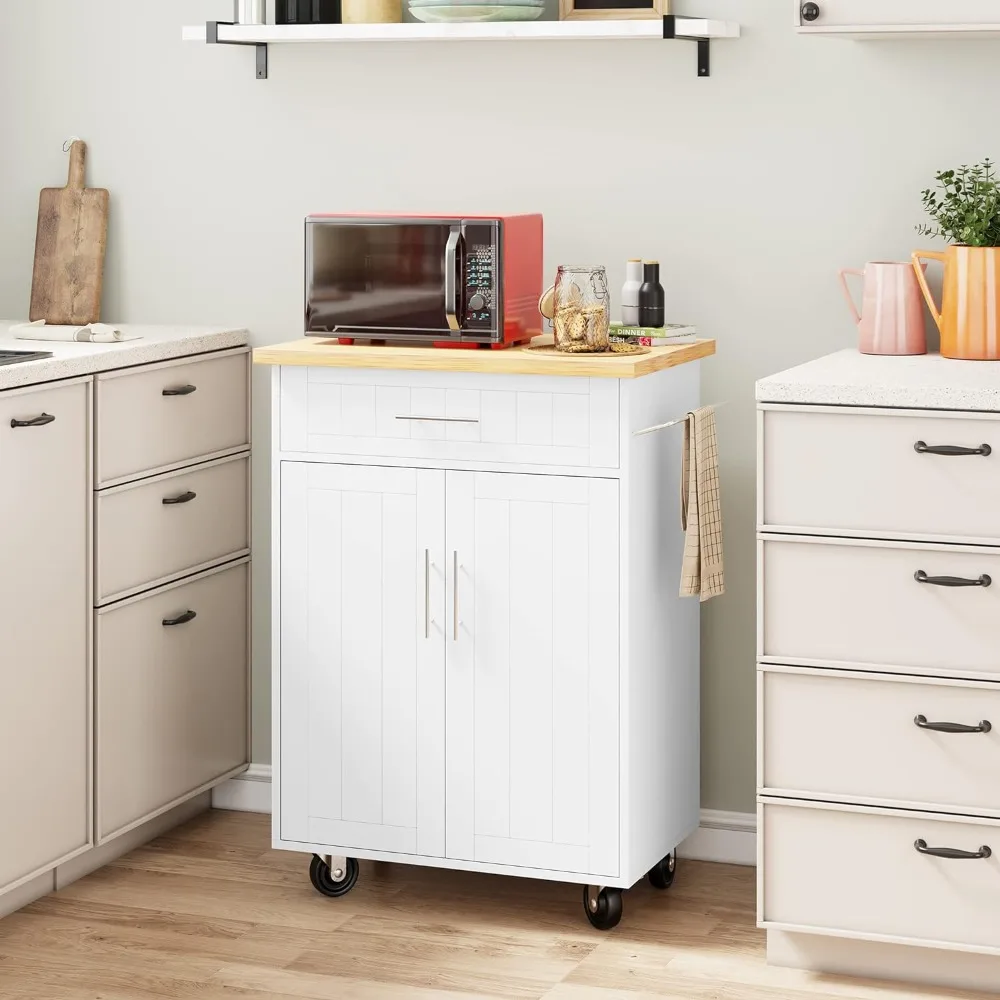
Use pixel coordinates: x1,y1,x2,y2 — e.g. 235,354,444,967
757,356,1000,992
271,360,702,891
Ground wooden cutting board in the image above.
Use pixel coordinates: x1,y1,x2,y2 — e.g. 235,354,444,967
29,140,109,326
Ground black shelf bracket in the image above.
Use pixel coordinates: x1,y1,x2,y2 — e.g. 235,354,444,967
663,15,711,77
206,22,268,80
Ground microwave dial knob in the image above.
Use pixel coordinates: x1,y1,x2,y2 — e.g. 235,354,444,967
469,293,487,311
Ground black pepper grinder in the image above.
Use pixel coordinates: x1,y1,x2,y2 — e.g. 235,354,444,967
638,260,665,328
276,0,341,22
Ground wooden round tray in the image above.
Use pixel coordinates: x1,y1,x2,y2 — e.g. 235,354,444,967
521,343,651,359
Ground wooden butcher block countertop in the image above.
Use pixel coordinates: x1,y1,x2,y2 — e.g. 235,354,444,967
253,336,715,379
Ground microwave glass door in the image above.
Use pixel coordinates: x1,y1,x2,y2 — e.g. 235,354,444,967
307,220,463,336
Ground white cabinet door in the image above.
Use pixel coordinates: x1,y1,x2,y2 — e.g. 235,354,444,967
445,471,620,878
279,462,445,857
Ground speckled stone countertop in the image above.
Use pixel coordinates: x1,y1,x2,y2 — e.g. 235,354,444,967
0,322,249,392
757,349,1000,412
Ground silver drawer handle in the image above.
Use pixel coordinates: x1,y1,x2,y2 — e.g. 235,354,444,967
425,549,431,639
453,551,460,642
395,415,479,424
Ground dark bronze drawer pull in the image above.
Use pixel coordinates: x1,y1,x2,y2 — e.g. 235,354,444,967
914,714,992,734
914,839,992,860
162,491,197,506
914,441,991,457
162,384,197,397
162,610,197,627
10,412,55,429
914,570,992,588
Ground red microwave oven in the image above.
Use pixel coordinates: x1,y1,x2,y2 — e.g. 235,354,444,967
305,214,543,347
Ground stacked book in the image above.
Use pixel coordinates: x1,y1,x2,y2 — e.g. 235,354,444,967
608,323,697,348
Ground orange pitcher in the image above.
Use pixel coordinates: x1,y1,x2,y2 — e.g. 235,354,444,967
912,247,1000,360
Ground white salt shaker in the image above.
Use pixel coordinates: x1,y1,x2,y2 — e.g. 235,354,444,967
621,259,642,325
235,0,266,23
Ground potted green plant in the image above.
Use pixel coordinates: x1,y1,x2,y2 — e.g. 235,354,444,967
912,159,1000,360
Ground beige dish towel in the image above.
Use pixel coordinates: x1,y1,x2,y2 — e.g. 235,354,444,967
680,405,725,602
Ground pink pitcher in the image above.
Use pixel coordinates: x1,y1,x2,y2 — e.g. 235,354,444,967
839,261,927,356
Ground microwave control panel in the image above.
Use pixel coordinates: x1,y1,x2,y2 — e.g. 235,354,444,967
463,222,498,333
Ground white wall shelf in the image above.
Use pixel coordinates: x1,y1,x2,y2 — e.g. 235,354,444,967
182,16,740,79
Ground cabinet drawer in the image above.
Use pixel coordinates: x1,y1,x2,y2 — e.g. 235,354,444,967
280,366,619,468
761,801,1000,954
797,0,1000,29
96,455,249,604
96,561,248,841
761,667,1000,814
761,408,1000,541
97,351,249,485
761,537,1000,678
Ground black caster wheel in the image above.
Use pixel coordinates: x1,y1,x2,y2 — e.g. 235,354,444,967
648,852,677,890
309,854,359,898
583,885,623,930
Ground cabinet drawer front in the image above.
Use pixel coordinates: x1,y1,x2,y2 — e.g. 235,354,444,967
762,801,1000,954
762,668,1000,813
97,562,248,841
280,367,619,468
96,456,249,604
761,537,1000,677
798,0,1000,28
762,408,1000,541
0,381,90,890
97,351,249,485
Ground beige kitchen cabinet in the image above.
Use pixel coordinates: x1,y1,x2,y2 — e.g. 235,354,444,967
757,352,1000,994
0,326,251,918
97,561,249,841
0,380,91,893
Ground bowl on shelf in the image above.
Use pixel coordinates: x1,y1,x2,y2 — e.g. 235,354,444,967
407,0,544,22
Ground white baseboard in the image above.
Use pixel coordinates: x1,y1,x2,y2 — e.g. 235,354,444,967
211,763,273,813
678,808,757,866
212,766,757,867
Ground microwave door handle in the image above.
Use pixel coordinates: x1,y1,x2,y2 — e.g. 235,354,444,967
444,227,462,332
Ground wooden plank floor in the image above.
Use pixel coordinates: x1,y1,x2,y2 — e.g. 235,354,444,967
0,810,986,1000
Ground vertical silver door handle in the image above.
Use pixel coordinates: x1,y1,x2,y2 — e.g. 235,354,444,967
453,550,459,641
424,549,430,639
444,228,461,333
